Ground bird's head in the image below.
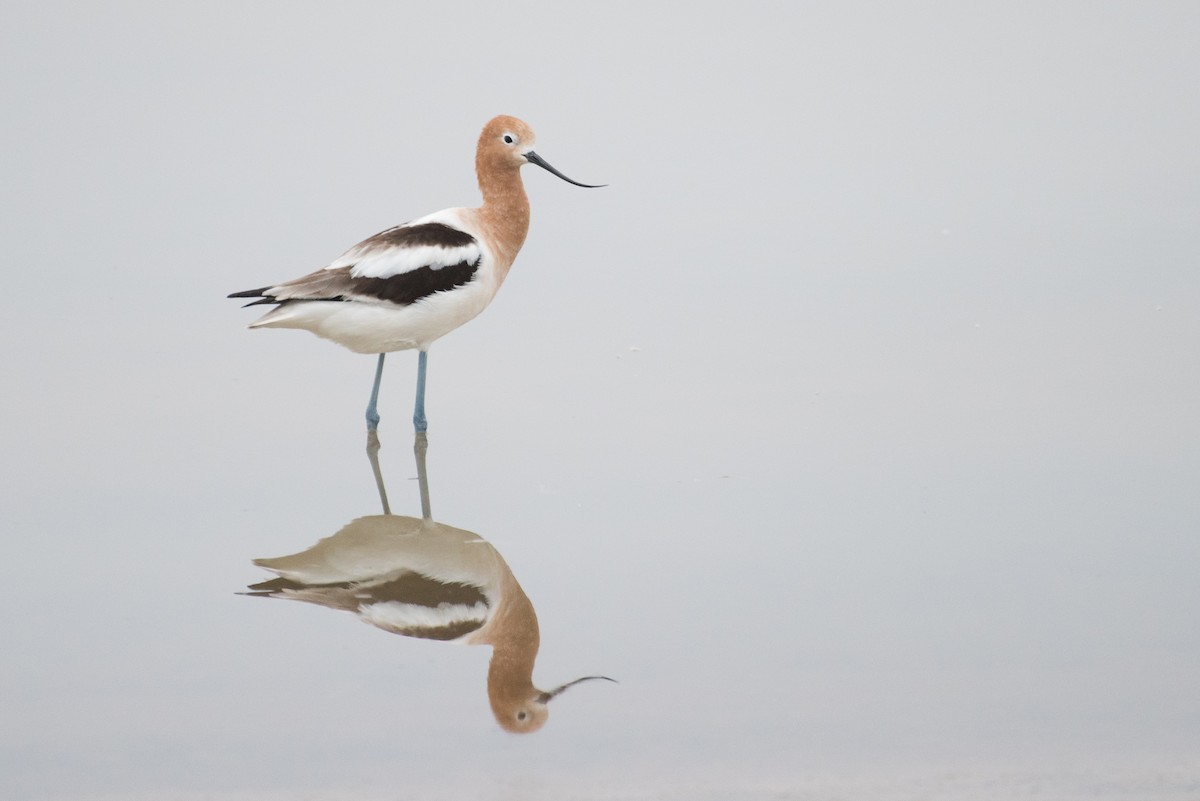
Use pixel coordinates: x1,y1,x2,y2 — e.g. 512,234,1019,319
491,675,617,734
477,115,605,188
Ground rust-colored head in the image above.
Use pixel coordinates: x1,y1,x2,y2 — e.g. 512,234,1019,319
476,115,538,175
476,115,605,189
491,692,552,734
489,672,617,735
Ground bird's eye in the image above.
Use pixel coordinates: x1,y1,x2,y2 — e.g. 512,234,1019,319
503,134,515,145
517,711,528,721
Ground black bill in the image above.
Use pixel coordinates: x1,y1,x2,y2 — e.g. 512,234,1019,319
524,151,606,188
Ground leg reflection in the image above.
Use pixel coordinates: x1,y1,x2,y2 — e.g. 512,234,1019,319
366,429,391,515
365,429,432,520
414,432,432,520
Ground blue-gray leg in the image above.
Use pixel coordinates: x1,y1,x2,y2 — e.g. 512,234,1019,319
366,353,386,431
413,350,428,433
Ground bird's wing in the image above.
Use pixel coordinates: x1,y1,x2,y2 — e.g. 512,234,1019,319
245,569,491,640
255,214,483,306
359,598,489,640
356,571,491,640
332,214,483,279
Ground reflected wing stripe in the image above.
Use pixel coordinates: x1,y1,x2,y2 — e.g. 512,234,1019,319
359,600,489,640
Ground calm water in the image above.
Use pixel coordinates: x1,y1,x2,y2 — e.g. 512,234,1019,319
4,380,1197,799
3,3,1199,799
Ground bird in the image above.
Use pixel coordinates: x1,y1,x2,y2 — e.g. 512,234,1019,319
228,115,603,433
244,514,615,733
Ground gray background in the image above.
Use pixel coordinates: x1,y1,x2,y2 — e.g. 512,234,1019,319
2,2,1198,799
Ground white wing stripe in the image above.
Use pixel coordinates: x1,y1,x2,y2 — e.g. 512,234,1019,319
335,242,483,279
359,600,489,631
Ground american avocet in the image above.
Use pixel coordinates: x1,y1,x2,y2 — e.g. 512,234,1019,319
245,514,614,733
229,115,602,433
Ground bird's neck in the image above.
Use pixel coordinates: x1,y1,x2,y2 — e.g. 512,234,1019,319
486,641,538,702
485,588,540,715
476,166,531,270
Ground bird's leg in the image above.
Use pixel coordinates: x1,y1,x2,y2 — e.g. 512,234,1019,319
366,353,386,431
413,350,429,433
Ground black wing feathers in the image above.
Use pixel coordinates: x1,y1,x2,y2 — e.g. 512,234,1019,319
227,222,481,307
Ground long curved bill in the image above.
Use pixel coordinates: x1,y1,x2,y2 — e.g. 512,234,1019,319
524,151,606,188
537,675,617,703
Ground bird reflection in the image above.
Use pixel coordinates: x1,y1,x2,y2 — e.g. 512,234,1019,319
244,433,613,733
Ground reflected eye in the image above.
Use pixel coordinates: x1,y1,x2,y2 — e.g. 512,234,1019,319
503,134,516,145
